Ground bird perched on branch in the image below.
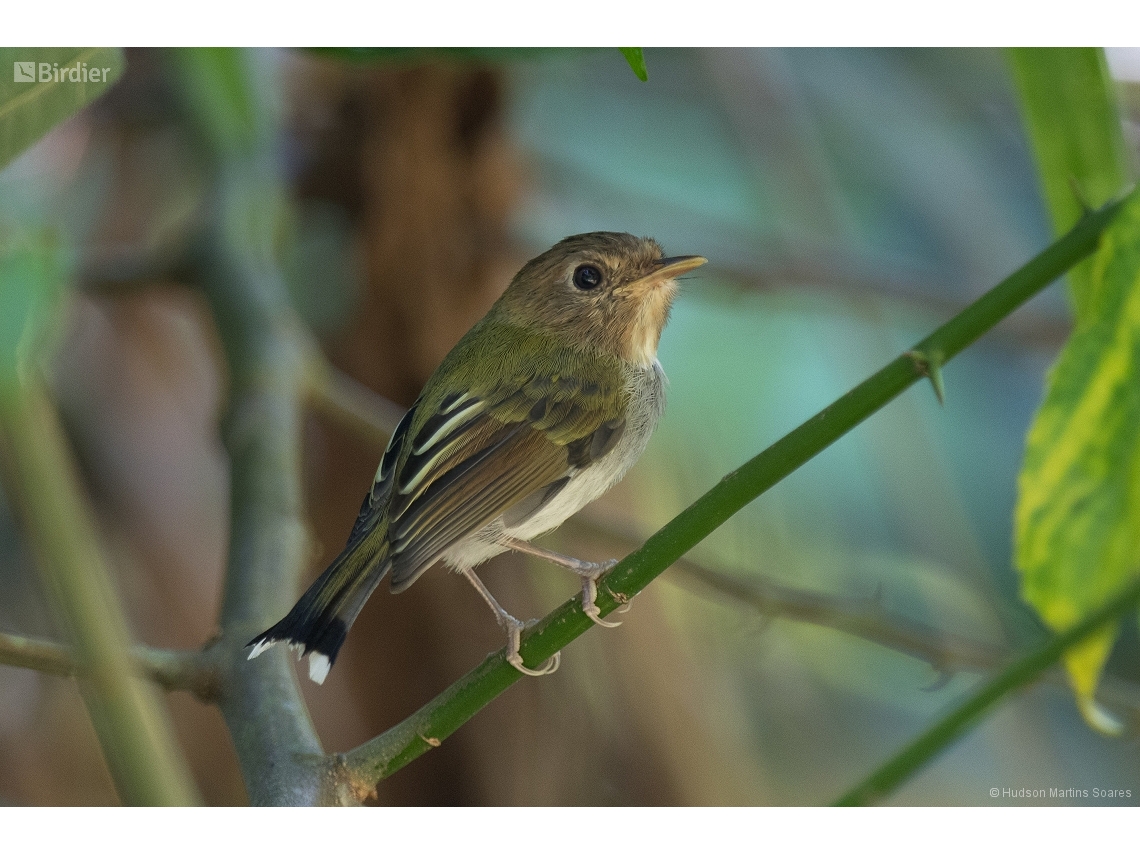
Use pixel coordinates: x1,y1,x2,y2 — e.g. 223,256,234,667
247,232,706,683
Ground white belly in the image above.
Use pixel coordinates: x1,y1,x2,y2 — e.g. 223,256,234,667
439,359,666,570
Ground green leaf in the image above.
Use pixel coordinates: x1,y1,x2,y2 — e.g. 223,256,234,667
1007,48,1131,318
0,226,68,401
619,48,648,82
1015,195,1140,734
0,48,124,172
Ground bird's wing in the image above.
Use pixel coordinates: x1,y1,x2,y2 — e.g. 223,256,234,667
377,358,628,592
341,402,416,553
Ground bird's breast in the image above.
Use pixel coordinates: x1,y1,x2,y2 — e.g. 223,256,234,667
503,359,666,541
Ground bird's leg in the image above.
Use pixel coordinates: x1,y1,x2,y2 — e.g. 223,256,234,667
459,567,559,676
501,537,623,628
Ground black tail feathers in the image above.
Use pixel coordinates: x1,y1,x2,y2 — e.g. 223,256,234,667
246,540,389,684
246,599,350,684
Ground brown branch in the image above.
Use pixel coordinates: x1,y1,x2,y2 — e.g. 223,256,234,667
569,512,1140,722
679,561,1004,673
569,511,1007,673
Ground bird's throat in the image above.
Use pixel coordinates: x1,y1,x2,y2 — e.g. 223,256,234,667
623,280,676,365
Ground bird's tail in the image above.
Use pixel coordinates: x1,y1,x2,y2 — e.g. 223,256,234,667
246,534,390,684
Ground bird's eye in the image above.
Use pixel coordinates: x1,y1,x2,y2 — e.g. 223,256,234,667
572,264,603,290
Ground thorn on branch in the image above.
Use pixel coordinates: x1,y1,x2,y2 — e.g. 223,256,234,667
905,349,945,406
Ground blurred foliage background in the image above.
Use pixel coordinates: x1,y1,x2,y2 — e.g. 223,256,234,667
0,47,1138,805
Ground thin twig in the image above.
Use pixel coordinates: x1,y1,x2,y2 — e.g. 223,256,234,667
570,513,1140,716
0,630,76,678
305,356,405,442
834,573,1140,806
0,630,220,700
567,512,1007,674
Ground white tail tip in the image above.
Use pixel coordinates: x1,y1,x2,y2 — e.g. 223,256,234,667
308,653,331,685
247,639,276,660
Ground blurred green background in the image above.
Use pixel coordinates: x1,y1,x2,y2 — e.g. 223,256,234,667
0,47,1138,805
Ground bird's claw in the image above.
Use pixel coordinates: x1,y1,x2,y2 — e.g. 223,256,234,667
507,649,561,676
581,575,622,628
583,598,623,628
504,614,560,676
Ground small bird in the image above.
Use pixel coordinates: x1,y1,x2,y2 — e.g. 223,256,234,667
247,232,705,683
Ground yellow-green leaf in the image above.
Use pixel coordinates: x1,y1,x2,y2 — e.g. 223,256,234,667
0,47,124,171
1015,194,1140,732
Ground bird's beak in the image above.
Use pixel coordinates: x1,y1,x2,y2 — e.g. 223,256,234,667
630,255,708,292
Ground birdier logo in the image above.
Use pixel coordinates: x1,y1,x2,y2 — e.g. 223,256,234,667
12,60,111,84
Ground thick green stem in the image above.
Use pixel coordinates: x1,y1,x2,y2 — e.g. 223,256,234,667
833,572,1140,806
0,383,200,805
341,190,1133,794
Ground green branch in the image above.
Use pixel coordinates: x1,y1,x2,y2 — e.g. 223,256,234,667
834,571,1140,806
340,190,1134,796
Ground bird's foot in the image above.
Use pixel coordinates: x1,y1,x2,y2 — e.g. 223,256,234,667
497,538,625,628
503,614,560,676
580,563,622,628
